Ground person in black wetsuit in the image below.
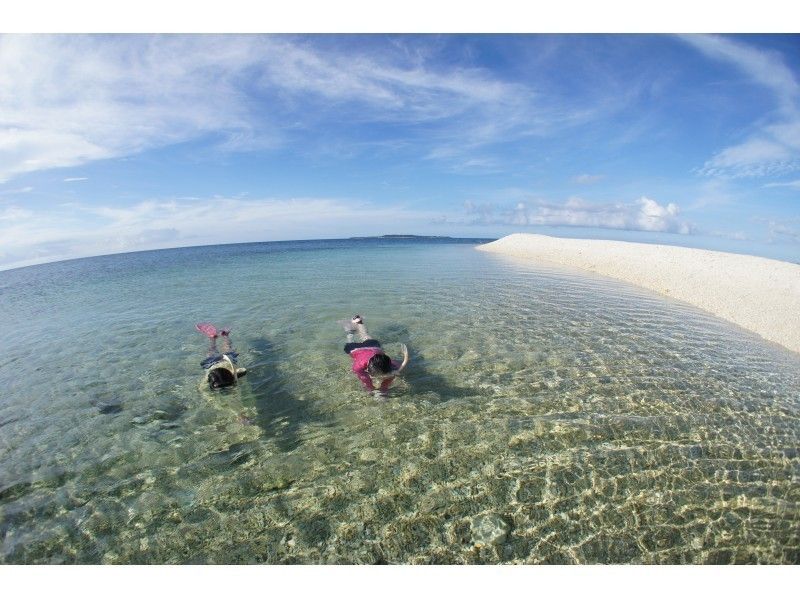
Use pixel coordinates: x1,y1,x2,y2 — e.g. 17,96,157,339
196,323,247,389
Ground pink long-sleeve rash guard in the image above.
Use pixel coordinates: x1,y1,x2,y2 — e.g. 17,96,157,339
350,347,400,392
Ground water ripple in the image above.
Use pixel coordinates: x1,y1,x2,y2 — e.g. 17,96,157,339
0,241,798,563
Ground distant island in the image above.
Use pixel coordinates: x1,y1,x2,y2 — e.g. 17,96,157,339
348,234,451,240
348,234,491,240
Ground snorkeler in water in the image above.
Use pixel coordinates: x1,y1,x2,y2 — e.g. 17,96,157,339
196,323,247,389
341,315,408,396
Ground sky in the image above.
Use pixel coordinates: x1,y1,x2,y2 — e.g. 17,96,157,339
1,32,799,270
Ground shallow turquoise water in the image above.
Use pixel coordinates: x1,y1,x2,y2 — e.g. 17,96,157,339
1,238,799,564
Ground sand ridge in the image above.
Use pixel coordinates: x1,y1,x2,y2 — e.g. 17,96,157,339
477,233,800,356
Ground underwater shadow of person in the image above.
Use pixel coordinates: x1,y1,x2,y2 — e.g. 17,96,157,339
373,323,473,403
245,336,330,452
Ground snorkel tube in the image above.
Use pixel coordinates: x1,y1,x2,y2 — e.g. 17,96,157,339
221,354,238,385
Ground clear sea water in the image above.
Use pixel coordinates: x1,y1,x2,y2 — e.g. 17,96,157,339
1,238,798,564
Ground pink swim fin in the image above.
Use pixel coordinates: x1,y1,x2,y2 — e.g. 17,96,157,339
196,322,218,338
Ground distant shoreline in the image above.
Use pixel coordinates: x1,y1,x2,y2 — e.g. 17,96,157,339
478,233,800,356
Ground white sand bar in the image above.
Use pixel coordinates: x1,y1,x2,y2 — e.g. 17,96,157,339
477,233,800,355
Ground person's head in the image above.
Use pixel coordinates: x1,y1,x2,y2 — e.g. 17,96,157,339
367,353,392,377
208,368,235,389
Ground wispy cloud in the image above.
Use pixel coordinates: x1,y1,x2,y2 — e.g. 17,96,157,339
0,206,35,221
680,35,800,179
0,35,270,181
763,179,800,189
573,174,605,185
698,138,798,178
754,216,800,244
259,37,523,121
456,195,693,234
0,195,442,270
249,36,617,159
708,230,753,242
0,35,507,180
684,179,734,211
0,35,628,181
0,185,34,195
63,177,88,182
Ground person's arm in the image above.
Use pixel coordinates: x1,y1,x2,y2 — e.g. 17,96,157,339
393,344,409,374
378,376,394,393
354,368,375,391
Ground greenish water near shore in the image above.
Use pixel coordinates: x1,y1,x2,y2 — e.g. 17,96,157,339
1,239,798,564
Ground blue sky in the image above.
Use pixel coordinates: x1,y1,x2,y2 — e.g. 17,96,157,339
1,33,799,269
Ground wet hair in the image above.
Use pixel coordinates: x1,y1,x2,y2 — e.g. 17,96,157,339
367,353,393,376
208,368,235,389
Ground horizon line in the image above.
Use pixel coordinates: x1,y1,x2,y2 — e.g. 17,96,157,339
0,234,500,274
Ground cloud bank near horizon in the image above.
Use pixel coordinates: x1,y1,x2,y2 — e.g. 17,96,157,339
459,196,693,234
0,193,698,271
0,195,440,270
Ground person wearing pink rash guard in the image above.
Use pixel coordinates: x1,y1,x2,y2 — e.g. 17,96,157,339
342,315,409,396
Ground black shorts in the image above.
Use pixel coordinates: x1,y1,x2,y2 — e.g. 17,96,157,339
344,339,381,354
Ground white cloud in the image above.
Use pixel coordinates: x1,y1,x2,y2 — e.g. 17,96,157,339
0,35,269,181
63,177,88,182
461,195,692,234
0,195,443,270
681,35,800,179
699,136,799,178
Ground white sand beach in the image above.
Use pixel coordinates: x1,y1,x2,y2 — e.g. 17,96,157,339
478,233,800,355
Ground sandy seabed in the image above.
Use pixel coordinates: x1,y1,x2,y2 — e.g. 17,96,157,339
478,234,800,356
